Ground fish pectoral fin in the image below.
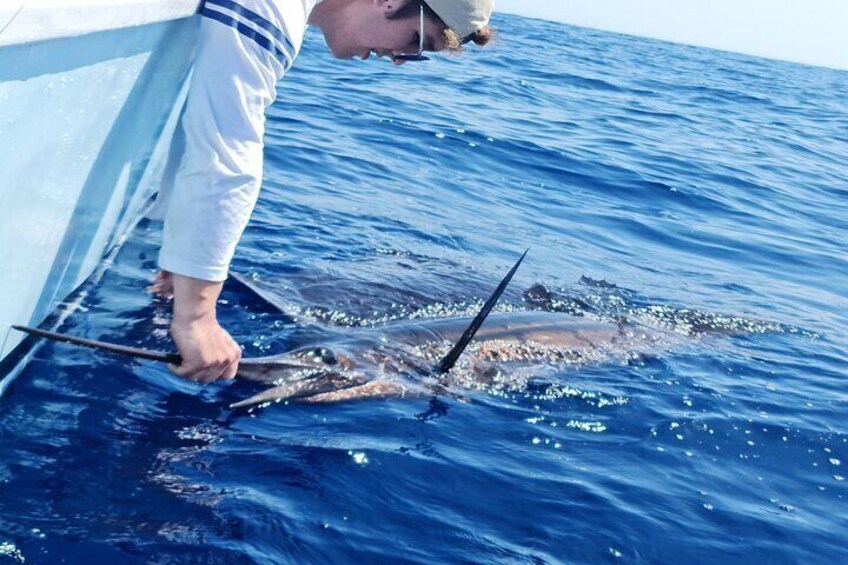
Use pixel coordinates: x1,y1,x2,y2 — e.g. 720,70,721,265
298,380,414,404
229,374,366,410
229,387,294,410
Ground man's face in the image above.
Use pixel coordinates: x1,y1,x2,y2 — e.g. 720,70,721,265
315,1,449,64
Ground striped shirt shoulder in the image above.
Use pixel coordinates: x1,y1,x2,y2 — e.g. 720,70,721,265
200,0,306,71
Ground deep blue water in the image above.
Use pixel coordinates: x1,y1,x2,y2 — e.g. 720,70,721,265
2,14,847,564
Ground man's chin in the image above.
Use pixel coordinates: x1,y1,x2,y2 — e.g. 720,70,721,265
331,49,357,60
323,41,375,61
337,50,371,61
324,39,357,60
319,35,344,59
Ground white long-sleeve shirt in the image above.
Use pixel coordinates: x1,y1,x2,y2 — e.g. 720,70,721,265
151,0,321,282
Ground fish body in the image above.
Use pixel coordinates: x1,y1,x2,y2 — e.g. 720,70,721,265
231,311,642,409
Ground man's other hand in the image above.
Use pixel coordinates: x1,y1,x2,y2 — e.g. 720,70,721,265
149,271,175,299
168,274,241,383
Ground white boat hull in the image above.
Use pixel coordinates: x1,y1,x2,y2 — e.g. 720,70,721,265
0,2,201,389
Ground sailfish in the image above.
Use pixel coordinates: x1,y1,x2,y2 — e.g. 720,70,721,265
13,252,681,410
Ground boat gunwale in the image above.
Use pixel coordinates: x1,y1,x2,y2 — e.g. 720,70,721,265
0,0,201,48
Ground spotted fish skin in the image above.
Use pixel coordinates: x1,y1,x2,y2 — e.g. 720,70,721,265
228,311,649,410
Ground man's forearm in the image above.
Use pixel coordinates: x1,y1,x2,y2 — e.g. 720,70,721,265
172,274,223,325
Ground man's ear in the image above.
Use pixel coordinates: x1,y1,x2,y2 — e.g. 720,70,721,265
373,0,405,18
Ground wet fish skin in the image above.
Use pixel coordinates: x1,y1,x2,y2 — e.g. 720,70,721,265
229,311,632,409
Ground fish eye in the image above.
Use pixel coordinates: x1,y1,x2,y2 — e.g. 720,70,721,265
310,347,337,365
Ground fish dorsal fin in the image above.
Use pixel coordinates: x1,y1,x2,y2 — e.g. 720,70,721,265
435,250,528,375
228,272,292,314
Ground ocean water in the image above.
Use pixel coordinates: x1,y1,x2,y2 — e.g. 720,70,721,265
2,13,847,564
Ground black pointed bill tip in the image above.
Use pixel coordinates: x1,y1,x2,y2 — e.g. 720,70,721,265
12,324,181,365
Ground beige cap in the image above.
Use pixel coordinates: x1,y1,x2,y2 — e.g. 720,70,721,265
425,0,494,41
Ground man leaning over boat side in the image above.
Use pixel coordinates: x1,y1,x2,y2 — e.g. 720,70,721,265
148,0,495,383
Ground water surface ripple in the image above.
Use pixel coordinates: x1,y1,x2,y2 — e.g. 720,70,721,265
1,14,847,564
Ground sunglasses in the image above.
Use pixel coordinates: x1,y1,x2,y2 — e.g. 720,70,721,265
392,4,430,63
